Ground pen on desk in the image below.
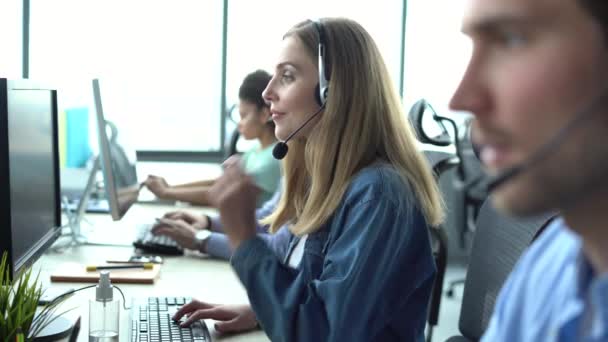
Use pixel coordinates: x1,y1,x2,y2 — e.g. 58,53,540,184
86,263,154,272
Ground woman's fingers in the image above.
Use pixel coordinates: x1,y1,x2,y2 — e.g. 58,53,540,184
172,300,214,321
180,306,233,327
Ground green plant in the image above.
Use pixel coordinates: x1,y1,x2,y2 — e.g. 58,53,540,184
0,252,69,341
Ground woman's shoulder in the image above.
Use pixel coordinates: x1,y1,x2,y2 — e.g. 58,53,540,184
241,142,280,166
343,162,413,208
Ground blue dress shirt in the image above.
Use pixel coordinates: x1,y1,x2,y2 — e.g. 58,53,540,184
482,218,608,342
205,185,291,260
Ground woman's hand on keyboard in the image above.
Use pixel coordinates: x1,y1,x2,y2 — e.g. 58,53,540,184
162,211,208,230
173,300,258,333
152,218,199,250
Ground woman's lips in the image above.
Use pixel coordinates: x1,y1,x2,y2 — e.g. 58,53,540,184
271,111,286,120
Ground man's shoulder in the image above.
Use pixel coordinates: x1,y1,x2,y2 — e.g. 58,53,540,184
520,218,580,269
497,218,581,309
482,218,583,341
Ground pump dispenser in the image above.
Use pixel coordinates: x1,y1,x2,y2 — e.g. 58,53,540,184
89,271,119,341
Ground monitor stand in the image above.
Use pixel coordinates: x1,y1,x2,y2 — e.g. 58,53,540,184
62,155,101,246
53,156,126,247
57,155,135,247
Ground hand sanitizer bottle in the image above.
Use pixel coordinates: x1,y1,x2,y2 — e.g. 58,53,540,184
89,271,119,341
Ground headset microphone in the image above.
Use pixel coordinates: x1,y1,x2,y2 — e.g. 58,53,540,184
272,105,325,159
464,88,608,193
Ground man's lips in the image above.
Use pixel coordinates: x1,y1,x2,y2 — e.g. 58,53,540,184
479,144,513,170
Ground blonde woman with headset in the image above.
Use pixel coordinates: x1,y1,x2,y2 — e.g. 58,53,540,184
174,18,444,342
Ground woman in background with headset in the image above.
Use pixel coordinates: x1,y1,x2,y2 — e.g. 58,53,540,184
174,18,444,341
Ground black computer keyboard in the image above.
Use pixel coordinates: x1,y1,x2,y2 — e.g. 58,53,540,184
131,297,212,342
133,224,184,255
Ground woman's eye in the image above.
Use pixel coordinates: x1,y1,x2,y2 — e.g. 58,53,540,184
281,73,294,82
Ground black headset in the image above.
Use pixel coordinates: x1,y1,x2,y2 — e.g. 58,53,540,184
312,19,330,107
271,19,331,160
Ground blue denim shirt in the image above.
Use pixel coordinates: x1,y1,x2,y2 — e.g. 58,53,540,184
482,218,608,342
231,163,436,341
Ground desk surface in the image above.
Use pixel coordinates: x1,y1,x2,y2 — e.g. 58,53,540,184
34,203,269,341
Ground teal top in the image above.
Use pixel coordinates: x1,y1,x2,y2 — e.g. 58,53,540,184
241,142,281,206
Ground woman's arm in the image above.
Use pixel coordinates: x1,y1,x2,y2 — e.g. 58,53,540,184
161,186,213,206
204,225,292,261
231,198,435,342
208,185,282,233
172,179,215,188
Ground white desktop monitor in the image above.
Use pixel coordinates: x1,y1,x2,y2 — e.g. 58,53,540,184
92,79,139,220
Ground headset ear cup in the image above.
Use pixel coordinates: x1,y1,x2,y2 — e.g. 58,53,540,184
314,83,323,107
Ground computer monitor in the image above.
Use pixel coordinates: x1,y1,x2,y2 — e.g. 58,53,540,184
0,78,61,279
92,79,139,221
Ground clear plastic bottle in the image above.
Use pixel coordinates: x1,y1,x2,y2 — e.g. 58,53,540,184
89,271,119,342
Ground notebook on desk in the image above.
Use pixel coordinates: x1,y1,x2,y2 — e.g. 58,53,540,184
50,262,161,284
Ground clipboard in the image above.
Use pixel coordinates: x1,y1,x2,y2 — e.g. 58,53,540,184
50,262,161,284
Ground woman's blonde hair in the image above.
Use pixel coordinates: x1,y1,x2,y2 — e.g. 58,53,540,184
262,18,444,235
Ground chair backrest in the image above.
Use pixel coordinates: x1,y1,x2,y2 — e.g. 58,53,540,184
458,198,556,339
224,103,241,158
408,99,452,147
423,150,457,341
225,128,241,157
428,227,448,330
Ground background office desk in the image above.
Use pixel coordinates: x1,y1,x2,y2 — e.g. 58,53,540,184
33,202,270,341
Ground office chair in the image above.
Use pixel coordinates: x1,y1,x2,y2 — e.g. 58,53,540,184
409,100,486,251
422,150,459,342
410,100,459,341
445,199,556,341
409,99,452,147
224,103,241,158
445,118,487,297
226,128,240,157
426,223,449,342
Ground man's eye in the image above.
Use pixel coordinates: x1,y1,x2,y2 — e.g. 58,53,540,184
496,31,528,48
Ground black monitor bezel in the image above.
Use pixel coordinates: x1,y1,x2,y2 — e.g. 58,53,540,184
0,78,62,279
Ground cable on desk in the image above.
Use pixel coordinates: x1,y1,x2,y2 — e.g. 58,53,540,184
113,285,129,310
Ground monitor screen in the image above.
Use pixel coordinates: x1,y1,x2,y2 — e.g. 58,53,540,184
92,79,139,220
0,79,61,278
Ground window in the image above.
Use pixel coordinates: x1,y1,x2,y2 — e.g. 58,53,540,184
0,0,22,78
402,0,471,120
29,0,224,153
226,0,404,108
